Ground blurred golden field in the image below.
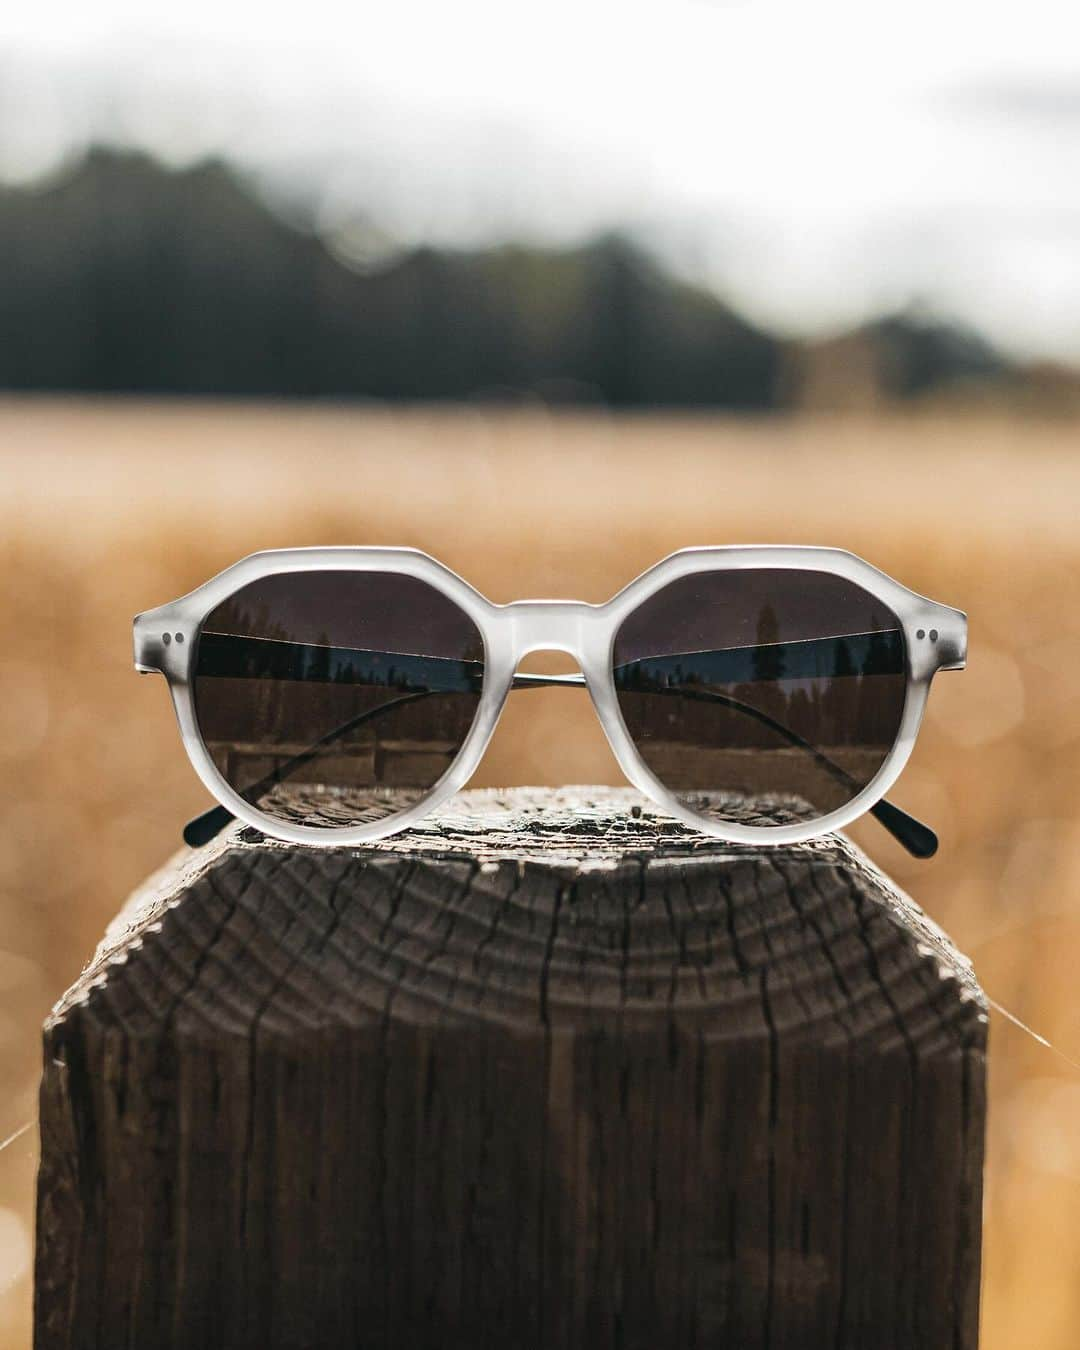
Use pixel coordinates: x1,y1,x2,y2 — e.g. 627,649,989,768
2,397,1080,1347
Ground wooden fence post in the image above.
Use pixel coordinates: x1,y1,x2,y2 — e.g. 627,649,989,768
35,787,987,1350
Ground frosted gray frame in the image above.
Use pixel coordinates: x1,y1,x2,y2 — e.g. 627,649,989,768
134,547,966,848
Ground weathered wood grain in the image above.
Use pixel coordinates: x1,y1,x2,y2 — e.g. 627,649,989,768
35,787,987,1350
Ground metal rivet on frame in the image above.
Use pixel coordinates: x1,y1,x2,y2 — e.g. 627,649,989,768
916,628,925,640
929,629,939,642
162,632,171,646
175,633,185,644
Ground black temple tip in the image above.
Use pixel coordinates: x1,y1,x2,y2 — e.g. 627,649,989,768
183,804,235,849
870,799,939,859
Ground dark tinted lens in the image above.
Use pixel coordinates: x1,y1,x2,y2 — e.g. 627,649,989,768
613,568,906,827
193,571,484,828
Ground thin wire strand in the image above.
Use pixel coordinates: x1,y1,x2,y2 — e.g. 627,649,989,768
0,1119,35,1156
986,996,1080,1074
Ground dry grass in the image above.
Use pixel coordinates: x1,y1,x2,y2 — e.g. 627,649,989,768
2,398,1080,1346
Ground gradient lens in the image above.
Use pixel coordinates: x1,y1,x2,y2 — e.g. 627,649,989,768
193,571,484,828
613,568,906,827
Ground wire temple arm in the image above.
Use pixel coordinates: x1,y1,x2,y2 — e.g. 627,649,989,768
669,683,938,859
182,671,937,858
182,675,568,848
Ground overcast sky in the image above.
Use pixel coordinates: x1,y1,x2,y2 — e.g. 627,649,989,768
4,0,1080,359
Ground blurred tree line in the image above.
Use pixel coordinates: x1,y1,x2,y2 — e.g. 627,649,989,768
0,148,1012,407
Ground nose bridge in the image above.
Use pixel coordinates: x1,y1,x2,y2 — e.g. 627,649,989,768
505,599,593,660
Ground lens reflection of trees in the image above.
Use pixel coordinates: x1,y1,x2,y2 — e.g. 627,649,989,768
614,631,905,809
193,627,484,799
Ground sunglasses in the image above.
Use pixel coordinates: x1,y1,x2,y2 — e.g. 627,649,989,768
134,547,966,856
